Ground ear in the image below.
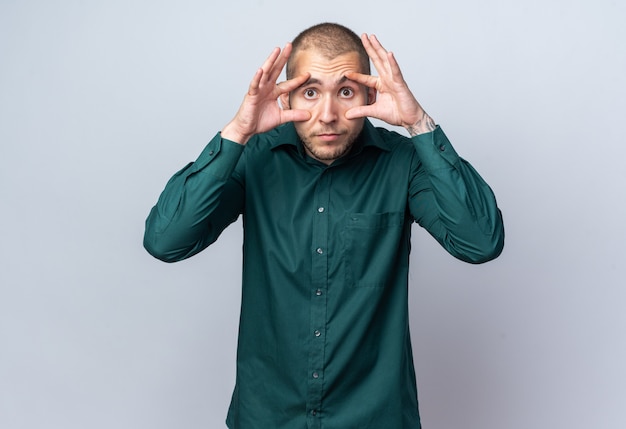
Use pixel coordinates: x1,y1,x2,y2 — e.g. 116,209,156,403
279,93,291,110
367,87,377,105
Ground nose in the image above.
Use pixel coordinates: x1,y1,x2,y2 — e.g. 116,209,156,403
318,96,338,124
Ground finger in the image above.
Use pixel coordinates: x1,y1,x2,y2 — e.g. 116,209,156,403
345,105,373,120
247,67,264,95
276,72,310,94
368,34,389,58
361,35,406,85
267,43,292,85
369,35,407,82
345,71,378,89
385,51,406,81
361,34,388,73
260,47,282,78
281,109,311,124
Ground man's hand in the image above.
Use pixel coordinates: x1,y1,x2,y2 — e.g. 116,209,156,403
221,43,311,145
345,34,436,136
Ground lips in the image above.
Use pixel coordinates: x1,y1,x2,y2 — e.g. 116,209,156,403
317,133,341,142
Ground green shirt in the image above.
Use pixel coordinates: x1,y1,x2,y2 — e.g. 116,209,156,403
144,120,504,429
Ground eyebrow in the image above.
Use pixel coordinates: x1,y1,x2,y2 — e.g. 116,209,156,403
299,75,350,88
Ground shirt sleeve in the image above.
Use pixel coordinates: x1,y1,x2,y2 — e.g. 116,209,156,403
143,133,246,262
408,126,504,263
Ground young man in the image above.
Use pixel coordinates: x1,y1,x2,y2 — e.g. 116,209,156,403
144,23,504,429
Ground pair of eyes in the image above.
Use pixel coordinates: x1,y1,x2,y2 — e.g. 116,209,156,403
301,87,357,100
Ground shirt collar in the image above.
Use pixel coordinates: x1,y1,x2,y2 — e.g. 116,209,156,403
269,119,392,156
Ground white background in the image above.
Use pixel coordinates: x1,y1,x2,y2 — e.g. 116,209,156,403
1,1,625,428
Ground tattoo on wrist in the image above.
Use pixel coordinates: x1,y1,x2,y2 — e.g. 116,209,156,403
407,113,436,136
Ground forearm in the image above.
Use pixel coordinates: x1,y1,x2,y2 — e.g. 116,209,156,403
409,127,504,263
144,134,245,262
425,161,504,263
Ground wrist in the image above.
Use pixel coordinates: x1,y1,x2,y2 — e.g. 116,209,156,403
221,121,251,145
405,111,436,137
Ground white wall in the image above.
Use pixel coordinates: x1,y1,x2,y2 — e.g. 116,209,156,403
1,1,624,428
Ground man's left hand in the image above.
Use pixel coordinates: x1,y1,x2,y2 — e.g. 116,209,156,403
345,34,436,136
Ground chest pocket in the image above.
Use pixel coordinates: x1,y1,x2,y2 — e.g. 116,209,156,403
341,211,405,288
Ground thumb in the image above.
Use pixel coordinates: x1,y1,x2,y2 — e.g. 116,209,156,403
345,105,372,120
281,109,311,124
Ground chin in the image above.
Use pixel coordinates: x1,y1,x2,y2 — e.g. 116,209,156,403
313,142,353,161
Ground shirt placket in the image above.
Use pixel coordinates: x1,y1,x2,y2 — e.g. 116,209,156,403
307,168,332,429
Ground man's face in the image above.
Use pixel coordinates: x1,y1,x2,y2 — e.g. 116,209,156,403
282,49,375,165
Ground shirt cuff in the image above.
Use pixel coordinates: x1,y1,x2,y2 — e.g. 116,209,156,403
411,126,461,171
191,132,245,179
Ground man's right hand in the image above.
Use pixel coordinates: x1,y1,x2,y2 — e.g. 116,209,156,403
221,43,311,145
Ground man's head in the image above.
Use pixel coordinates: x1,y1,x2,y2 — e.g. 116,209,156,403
281,23,375,165
286,23,371,80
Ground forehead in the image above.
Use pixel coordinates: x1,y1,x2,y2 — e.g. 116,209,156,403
290,48,362,80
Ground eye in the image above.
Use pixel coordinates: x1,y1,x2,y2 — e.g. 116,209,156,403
303,88,318,99
339,87,355,98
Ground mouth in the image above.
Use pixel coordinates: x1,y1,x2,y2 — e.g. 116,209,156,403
317,133,341,142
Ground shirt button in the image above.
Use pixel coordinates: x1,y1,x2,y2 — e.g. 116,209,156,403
439,144,446,151
316,289,322,296
312,372,319,379
311,409,317,416
209,150,215,155
317,207,325,213
316,247,323,254
314,330,321,337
